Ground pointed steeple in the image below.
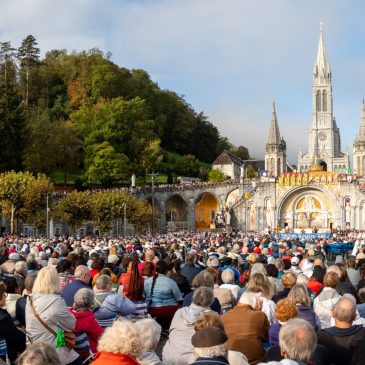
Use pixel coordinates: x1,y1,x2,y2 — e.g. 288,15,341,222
267,102,281,145
356,99,365,142
314,23,331,78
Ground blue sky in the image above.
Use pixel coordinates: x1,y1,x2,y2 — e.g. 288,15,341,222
0,0,365,163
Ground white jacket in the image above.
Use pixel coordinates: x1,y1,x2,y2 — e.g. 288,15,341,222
313,287,341,329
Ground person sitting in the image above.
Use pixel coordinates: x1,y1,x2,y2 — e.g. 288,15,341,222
190,327,229,365
347,258,361,287
287,284,320,330
183,271,221,314
222,292,269,365
317,297,365,365
93,274,136,328
166,260,191,297
314,271,341,329
272,272,297,303
269,299,298,346
138,249,156,276
180,252,201,287
336,265,357,298
260,318,317,365
0,281,26,364
145,260,182,331
16,273,37,328
220,269,240,299
61,265,91,307
69,288,103,359
4,277,21,324
162,287,214,365
135,318,163,365
91,320,143,365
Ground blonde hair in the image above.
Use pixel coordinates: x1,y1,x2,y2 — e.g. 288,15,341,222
97,320,142,358
287,284,311,307
32,266,61,295
247,273,274,299
134,318,161,352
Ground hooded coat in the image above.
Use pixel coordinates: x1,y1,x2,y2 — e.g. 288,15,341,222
162,303,210,365
313,287,341,329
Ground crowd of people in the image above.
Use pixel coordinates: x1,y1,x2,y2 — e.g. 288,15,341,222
0,230,365,365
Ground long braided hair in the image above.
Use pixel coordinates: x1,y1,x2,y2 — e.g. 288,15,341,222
148,260,168,306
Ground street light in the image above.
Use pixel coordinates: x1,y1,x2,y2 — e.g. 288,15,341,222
46,193,50,238
123,203,127,238
147,171,158,232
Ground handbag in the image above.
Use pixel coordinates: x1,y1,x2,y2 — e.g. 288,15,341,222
29,296,76,350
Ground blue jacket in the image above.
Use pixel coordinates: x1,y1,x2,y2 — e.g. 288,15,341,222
145,274,182,307
61,279,91,307
180,264,201,286
94,292,136,320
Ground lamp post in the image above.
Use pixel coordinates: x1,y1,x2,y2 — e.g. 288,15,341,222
46,193,50,238
123,203,127,238
147,171,159,232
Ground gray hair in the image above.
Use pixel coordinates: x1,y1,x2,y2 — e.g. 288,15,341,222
221,269,235,284
279,318,316,362
326,265,342,278
194,344,226,359
333,297,356,323
287,284,311,307
250,263,267,276
296,273,309,286
74,265,90,278
192,287,214,308
134,318,161,352
94,274,112,291
192,271,214,289
14,261,28,277
274,258,285,272
238,292,258,309
16,342,60,365
74,288,95,310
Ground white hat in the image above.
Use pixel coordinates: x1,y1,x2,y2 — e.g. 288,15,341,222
9,253,20,261
291,256,300,266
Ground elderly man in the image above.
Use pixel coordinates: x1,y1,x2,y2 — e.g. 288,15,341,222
180,252,201,286
317,297,365,365
190,327,229,365
259,318,317,365
61,265,91,307
222,292,269,365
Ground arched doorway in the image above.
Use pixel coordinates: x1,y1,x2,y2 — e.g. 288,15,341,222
166,195,188,230
277,187,337,231
320,161,327,171
195,193,219,229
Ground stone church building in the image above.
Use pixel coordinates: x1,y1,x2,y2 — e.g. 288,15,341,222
233,26,365,232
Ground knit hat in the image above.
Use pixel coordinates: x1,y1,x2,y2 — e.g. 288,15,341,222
254,247,261,254
191,327,228,348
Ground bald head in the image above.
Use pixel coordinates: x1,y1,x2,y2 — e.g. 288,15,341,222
313,259,323,267
333,298,356,325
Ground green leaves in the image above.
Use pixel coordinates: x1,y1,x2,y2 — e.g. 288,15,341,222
207,169,229,182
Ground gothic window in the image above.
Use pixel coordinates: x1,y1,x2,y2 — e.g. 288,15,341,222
316,90,321,112
270,157,275,174
277,158,281,174
362,156,365,176
322,90,327,111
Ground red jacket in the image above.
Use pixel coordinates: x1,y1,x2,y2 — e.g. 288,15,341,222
70,309,104,355
307,279,323,295
91,352,140,365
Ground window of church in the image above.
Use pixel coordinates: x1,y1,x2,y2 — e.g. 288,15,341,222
316,90,321,112
322,90,327,111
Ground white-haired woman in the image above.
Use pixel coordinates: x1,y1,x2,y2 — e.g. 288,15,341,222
92,320,142,365
17,342,61,365
135,318,163,365
220,269,240,299
26,266,81,365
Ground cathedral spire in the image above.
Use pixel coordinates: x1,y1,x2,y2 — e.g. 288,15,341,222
267,102,281,145
314,22,331,78
356,98,365,141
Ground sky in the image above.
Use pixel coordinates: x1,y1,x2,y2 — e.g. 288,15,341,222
0,0,365,163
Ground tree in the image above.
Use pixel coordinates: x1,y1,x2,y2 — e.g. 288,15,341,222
53,191,93,233
207,169,229,182
231,145,250,161
0,41,16,84
140,139,163,174
0,171,34,233
18,35,40,106
246,164,258,178
84,142,129,186
23,174,54,230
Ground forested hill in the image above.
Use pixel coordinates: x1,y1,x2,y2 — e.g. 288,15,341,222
0,35,248,186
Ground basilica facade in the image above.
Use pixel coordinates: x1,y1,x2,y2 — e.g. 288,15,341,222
235,26,365,232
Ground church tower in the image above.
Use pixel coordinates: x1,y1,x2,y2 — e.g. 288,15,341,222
298,24,350,172
265,103,286,176
353,100,365,176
